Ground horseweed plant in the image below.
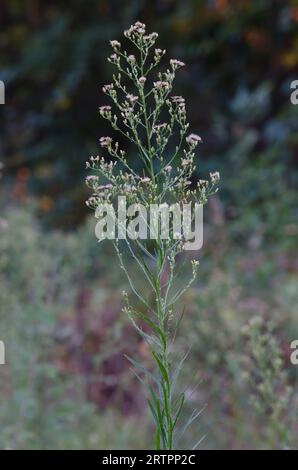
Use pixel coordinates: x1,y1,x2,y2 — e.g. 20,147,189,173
242,317,293,448
86,22,220,450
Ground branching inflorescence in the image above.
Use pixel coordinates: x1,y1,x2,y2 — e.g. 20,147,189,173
86,21,220,450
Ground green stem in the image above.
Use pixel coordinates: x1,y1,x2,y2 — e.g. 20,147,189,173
154,240,174,450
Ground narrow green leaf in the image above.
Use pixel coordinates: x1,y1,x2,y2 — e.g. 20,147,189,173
152,351,171,395
173,392,185,429
155,428,161,450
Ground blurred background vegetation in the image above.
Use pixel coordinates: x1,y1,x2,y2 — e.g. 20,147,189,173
0,0,298,449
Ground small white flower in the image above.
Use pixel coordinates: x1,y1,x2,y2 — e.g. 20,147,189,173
186,133,202,146
86,175,99,183
126,94,138,104
154,48,165,57
108,53,118,63
171,95,185,104
139,76,146,85
100,136,113,148
153,123,167,133
102,83,114,93
110,40,121,49
154,80,170,90
127,55,136,64
210,171,220,183
133,21,146,34
181,159,191,167
170,59,185,69
99,105,112,116
149,32,158,40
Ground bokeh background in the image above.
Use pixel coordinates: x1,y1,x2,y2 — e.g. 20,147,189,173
0,0,298,449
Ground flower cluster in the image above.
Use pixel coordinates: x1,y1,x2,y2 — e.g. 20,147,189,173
86,21,220,245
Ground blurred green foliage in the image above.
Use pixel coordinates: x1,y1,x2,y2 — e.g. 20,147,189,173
0,0,297,232
0,205,148,449
1,201,297,449
0,0,298,450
